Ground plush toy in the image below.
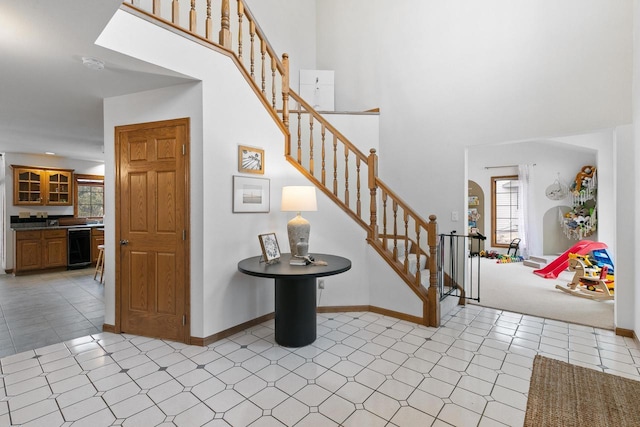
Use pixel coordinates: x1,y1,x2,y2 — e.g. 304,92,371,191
572,165,596,195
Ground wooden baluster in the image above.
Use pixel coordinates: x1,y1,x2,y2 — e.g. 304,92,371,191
249,21,256,78
321,124,326,186
382,192,388,251
296,106,302,163
344,146,350,207
392,200,398,260
414,224,421,287
368,149,378,240
281,53,289,129
309,115,314,176
392,199,398,261
205,0,213,41
356,157,361,219
189,0,196,32
237,1,244,60
153,0,160,16
427,215,440,327
171,0,179,24
403,212,409,273
219,0,231,49
260,40,266,95
271,57,277,108
333,136,338,196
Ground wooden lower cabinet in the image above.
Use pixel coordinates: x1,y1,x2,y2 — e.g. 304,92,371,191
16,231,42,272
15,229,68,273
91,228,104,264
44,230,68,268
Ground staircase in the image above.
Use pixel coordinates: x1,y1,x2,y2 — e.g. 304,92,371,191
524,256,548,269
123,0,443,327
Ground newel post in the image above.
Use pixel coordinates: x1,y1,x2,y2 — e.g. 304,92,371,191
427,214,440,327
368,149,379,240
219,0,231,49
282,53,290,130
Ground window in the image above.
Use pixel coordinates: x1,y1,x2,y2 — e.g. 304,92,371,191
74,174,104,218
491,175,519,247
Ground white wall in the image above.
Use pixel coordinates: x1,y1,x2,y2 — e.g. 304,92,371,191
99,10,423,340
3,153,104,270
315,0,632,232
614,125,635,332
631,0,640,336
311,0,634,329
243,0,317,94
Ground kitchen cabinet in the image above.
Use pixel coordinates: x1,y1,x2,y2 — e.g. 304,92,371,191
91,228,104,264
15,229,68,273
13,165,73,206
44,229,68,268
15,230,42,272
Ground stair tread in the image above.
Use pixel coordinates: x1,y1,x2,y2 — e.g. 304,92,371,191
523,260,542,269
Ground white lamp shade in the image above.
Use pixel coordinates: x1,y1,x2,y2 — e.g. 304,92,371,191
281,186,318,212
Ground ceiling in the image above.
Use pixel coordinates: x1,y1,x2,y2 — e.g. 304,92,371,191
0,0,195,162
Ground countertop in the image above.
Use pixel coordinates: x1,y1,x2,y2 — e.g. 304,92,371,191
11,224,104,231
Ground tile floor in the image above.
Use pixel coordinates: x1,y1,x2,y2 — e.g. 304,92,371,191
0,269,104,358
1,300,639,426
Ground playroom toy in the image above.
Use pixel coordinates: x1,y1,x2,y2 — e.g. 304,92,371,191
554,252,614,300
533,240,607,278
496,254,524,263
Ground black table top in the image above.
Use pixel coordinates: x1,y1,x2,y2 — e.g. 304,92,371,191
238,253,351,279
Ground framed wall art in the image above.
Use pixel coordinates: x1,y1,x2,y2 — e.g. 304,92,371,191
238,145,264,174
258,233,281,263
233,175,270,213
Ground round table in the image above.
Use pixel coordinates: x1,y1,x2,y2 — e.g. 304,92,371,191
238,253,351,347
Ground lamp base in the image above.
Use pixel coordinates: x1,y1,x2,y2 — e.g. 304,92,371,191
287,213,310,257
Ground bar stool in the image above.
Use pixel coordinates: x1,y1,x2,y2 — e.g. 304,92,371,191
94,244,105,284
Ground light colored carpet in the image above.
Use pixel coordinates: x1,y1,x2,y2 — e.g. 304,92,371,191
524,355,640,427
469,258,614,329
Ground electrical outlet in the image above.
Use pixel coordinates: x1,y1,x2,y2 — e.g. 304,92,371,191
451,211,459,221
318,280,325,290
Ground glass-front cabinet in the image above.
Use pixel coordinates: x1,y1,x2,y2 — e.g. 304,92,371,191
46,170,72,205
13,166,73,206
15,168,44,205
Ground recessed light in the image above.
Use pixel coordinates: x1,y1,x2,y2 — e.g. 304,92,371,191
82,56,104,71
45,152,55,155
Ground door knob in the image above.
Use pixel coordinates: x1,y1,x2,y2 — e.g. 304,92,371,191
120,239,129,246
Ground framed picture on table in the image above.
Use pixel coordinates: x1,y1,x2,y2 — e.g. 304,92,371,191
258,233,281,263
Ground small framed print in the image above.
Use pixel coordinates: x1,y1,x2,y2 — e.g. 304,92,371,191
233,176,270,213
258,233,281,263
238,145,264,174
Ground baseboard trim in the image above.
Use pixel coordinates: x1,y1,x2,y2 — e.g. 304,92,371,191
615,327,638,344
102,324,116,333
316,305,370,314
318,305,424,325
367,305,424,325
190,312,275,347
188,306,425,347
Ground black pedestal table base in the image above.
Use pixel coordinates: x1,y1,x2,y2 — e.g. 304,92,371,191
275,277,316,347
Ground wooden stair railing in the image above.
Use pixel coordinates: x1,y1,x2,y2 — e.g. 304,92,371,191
124,0,441,327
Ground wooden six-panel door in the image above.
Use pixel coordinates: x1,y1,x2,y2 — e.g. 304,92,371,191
116,118,190,343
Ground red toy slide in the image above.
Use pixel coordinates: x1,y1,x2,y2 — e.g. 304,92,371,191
533,240,608,279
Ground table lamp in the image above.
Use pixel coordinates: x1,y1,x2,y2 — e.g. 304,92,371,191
281,186,318,257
